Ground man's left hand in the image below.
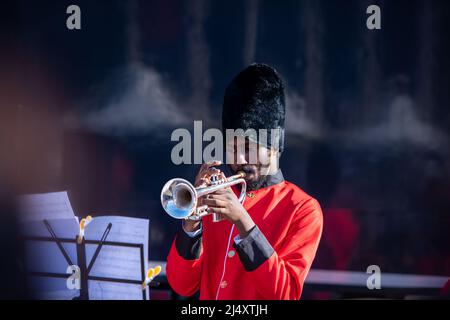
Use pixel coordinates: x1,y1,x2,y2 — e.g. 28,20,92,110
203,187,255,238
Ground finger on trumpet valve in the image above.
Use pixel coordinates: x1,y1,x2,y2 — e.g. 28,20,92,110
210,174,219,184
196,205,209,217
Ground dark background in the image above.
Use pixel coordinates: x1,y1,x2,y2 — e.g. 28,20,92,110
1,0,449,277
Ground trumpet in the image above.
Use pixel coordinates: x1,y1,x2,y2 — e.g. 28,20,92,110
161,171,247,222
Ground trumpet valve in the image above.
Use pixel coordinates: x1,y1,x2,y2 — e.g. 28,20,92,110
209,173,226,185
193,205,208,218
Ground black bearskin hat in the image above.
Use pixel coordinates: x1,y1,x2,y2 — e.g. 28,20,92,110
221,63,286,153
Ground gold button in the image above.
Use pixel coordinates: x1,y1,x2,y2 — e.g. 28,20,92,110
247,192,255,198
228,250,235,258
220,281,228,289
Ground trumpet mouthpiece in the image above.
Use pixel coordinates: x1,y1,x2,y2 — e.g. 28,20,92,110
237,171,246,178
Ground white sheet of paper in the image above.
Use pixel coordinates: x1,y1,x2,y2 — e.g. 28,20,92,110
22,218,79,300
17,191,76,222
84,216,149,300
22,218,79,274
21,218,79,239
21,215,150,300
88,281,144,300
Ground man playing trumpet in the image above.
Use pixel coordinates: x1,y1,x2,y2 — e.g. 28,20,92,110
166,64,323,300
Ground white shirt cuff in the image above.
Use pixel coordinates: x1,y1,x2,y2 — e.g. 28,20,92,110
182,222,203,237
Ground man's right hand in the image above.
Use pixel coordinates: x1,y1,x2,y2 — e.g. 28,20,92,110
194,160,222,187
183,160,222,232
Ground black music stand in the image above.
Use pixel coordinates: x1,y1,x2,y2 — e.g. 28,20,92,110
24,219,152,300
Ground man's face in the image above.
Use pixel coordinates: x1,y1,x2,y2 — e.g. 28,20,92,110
226,137,272,190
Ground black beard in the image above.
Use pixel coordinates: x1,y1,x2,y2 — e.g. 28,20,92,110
245,175,270,191
228,164,271,191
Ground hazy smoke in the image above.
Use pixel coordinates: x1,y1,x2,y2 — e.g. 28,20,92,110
352,93,446,148
185,0,212,121
80,63,190,136
285,92,322,138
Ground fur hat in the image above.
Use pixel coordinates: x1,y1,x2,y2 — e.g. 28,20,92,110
221,63,286,153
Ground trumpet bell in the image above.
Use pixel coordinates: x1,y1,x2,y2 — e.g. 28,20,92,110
161,178,197,219
161,171,246,222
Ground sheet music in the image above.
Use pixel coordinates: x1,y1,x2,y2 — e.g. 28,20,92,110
84,216,149,300
21,218,79,239
22,219,79,300
22,218,79,274
88,281,144,300
21,215,150,300
17,191,76,222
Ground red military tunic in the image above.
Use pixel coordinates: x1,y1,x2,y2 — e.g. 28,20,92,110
166,171,323,300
